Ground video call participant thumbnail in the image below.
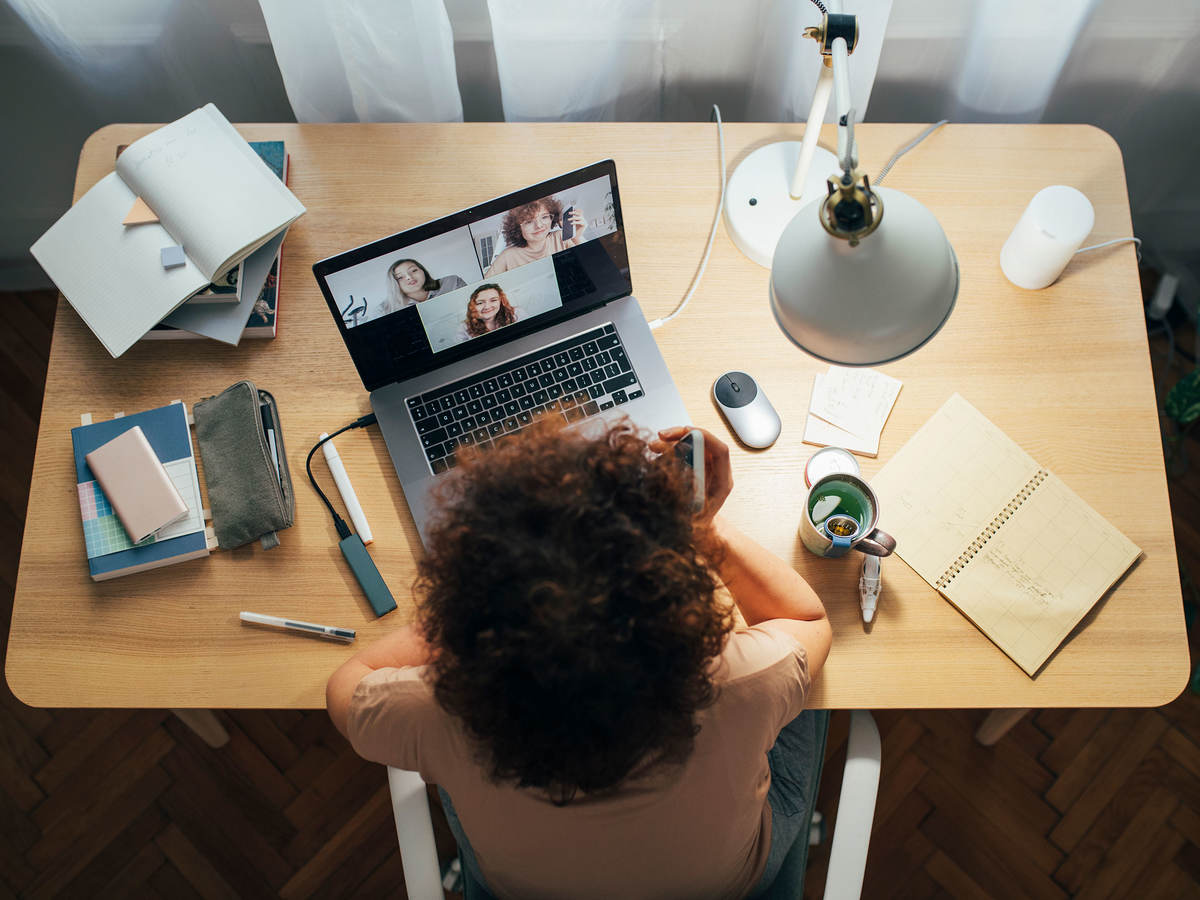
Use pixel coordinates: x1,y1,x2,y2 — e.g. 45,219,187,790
379,258,467,318
485,196,586,276
458,283,519,341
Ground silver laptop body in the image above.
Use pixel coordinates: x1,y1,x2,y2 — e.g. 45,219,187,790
313,161,689,543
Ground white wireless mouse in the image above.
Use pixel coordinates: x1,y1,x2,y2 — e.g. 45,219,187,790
712,371,781,449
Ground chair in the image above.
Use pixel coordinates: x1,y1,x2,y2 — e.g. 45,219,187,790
388,710,881,900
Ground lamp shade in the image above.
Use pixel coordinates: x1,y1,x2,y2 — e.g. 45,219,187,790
770,186,959,366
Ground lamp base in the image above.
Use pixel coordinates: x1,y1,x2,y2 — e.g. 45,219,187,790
724,141,838,268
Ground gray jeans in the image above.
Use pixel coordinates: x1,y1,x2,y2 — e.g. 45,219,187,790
438,709,830,899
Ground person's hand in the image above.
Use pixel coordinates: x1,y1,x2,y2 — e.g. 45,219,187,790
651,426,733,521
568,208,586,242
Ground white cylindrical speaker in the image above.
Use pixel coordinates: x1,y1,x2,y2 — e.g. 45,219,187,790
1000,185,1095,290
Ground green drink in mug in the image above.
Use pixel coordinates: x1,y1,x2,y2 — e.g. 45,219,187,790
800,473,896,558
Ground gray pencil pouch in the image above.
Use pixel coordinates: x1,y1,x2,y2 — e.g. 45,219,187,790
194,380,295,550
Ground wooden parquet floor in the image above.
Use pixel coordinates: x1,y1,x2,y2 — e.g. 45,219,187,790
2,288,1198,899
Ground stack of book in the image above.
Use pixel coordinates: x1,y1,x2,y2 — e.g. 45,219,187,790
71,402,212,580
142,139,287,342
31,104,304,356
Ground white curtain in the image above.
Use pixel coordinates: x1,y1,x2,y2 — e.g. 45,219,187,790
5,0,1200,302
257,0,463,122
484,0,892,122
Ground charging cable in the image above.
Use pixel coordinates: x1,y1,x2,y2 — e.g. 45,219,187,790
307,412,397,617
649,104,726,331
306,412,377,540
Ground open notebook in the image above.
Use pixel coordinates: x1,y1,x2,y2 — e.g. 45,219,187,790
871,393,1141,676
31,104,304,357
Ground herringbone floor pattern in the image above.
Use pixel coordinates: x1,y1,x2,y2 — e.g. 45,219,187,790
2,289,1198,899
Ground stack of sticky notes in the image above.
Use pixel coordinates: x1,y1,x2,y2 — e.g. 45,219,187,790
802,366,902,457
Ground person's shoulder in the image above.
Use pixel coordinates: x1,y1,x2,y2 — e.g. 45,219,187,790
719,625,808,685
443,274,467,289
347,667,460,771
353,666,434,708
488,249,515,272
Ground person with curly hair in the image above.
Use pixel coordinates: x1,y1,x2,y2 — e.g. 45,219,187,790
326,419,832,898
458,283,519,339
484,195,586,276
378,258,467,318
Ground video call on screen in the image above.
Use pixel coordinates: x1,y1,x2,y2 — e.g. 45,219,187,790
322,170,630,390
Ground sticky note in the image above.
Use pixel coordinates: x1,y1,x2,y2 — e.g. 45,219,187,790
123,196,159,225
160,245,186,269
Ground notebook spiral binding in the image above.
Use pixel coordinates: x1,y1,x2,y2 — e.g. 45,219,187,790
934,468,1049,590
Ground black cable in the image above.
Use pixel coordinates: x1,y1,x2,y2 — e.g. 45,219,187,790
808,0,828,13
306,412,377,539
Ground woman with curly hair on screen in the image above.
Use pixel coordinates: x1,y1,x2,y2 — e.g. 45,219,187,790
326,419,832,899
484,195,586,276
459,283,519,339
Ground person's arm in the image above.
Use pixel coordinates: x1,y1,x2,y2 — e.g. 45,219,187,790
712,515,832,675
652,426,832,677
484,251,508,278
326,624,432,740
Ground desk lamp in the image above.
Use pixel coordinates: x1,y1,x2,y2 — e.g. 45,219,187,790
725,11,959,366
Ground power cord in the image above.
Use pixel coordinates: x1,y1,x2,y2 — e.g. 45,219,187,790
1076,236,1142,261
649,104,726,331
306,412,377,539
874,120,949,185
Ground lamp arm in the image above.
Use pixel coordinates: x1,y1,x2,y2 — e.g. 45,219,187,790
790,63,835,199
830,36,857,172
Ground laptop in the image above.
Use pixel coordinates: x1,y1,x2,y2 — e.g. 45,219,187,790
313,160,690,543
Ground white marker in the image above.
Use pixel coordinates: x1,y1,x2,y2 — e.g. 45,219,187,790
240,611,356,642
320,432,373,544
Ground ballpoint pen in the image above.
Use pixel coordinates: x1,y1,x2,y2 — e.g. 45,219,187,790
239,611,356,643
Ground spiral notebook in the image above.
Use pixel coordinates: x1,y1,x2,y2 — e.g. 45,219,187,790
871,394,1141,676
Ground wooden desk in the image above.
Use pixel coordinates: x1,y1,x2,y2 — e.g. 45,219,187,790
6,123,1189,717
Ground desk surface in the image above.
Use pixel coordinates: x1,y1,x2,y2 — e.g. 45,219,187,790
6,122,1188,711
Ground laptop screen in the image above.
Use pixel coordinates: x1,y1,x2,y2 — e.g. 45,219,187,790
313,160,631,392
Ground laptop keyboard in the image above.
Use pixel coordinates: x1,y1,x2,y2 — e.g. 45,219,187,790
407,324,645,474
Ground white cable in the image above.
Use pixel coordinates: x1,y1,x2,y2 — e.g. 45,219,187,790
874,120,949,185
1075,236,1142,255
649,104,726,331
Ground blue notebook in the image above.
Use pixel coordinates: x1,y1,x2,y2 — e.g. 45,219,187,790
71,402,210,581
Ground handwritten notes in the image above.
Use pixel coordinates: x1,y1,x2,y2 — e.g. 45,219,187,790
803,366,902,457
871,393,1142,676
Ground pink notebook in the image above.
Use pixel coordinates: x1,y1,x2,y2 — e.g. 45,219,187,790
84,425,188,543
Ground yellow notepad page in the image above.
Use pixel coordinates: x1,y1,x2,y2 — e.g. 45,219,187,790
872,394,1141,676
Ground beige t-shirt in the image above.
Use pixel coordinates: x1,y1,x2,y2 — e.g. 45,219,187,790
485,231,579,276
347,625,810,900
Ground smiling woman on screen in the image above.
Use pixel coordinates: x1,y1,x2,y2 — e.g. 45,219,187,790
459,284,519,340
484,197,586,276
379,258,466,316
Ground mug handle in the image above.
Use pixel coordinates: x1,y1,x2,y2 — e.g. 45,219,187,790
857,528,896,557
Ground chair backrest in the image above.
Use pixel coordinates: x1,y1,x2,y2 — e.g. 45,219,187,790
387,710,879,900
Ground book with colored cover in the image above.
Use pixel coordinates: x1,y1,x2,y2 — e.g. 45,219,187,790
243,252,280,338
140,143,288,343
143,247,281,341
71,402,210,580
30,104,304,357
871,393,1141,676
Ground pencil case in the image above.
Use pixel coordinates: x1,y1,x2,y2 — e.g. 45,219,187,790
193,380,295,550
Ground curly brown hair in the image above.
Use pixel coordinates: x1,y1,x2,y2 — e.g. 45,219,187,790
416,418,731,803
500,196,564,248
464,284,518,337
